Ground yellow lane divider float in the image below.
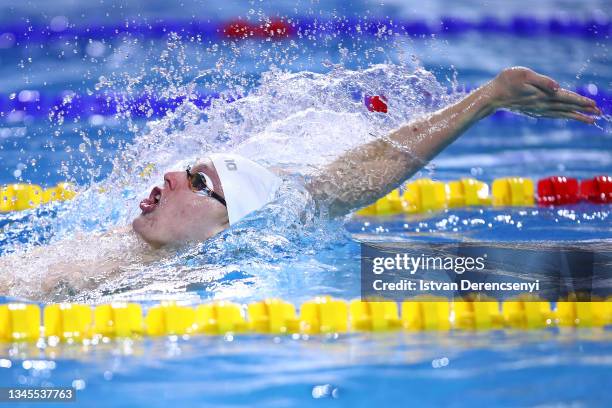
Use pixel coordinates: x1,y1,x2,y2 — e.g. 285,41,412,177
357,177,532,216
0,182,76,212
0,297,610,343
0,162,155,213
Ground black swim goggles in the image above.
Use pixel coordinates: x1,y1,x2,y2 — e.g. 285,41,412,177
186,166,227,207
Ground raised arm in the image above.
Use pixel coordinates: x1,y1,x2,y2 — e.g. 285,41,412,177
306,67,601,216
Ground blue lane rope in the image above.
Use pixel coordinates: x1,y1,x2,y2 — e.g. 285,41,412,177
0,87,608,123
0,15,609,47
0,91,223,121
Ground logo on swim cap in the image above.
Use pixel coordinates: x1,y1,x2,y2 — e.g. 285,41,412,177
209,153,281,225
223,159,238,171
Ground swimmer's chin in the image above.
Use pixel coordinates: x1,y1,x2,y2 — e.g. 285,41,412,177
132,216,165,249
131,216,230,249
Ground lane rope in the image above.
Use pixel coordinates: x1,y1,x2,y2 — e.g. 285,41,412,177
0,297,610,343
0,15,609,48
0,87,607,124
356,175,612,217
3,175,610,215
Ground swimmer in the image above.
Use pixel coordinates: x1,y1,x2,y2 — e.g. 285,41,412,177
132,67,601,247
0,67,601,300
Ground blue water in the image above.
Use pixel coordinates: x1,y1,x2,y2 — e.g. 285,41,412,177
1,0,611,406
2,330,611,408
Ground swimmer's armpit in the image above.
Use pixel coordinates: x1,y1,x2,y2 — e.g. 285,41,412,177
307,67,600,217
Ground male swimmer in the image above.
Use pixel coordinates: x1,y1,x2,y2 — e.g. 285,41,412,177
0,67,602,300
131,67,602,248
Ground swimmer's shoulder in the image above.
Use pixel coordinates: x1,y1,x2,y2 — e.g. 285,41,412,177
267,166,287,177
266,166,310,187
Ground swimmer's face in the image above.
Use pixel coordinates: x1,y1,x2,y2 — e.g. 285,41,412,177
132,159,229,248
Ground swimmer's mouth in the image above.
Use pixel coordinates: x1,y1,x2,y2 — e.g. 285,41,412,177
139,186,162,215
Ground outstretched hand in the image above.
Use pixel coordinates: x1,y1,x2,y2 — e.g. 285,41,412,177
489,67,602,124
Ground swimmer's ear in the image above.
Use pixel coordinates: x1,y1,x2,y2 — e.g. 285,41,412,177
529,71,559,94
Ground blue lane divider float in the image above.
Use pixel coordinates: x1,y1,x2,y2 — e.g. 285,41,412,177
0,90,223,122
0,86,608,124
0,15,609,48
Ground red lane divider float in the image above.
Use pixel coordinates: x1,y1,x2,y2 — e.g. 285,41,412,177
223,19,294,39
538,175,612,205
580,175,612,204
537,176,580,206
357,175,612,217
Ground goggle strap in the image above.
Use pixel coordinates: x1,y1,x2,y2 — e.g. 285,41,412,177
210,191,227,207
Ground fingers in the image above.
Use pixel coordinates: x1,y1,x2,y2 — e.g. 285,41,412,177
552,89,600,111
543,110,596,124
528,71,559,94
525,71,602,113
547,102,601,115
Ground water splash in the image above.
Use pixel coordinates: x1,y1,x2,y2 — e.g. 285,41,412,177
3,27,606,304
0,29,464,302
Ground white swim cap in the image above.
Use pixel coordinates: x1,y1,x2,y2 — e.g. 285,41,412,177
209,153,281,225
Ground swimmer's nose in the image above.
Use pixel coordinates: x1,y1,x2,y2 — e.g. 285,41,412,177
163,171,186,191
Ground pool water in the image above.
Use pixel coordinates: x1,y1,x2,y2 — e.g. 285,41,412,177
0,0,611,406
2,330,611,408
